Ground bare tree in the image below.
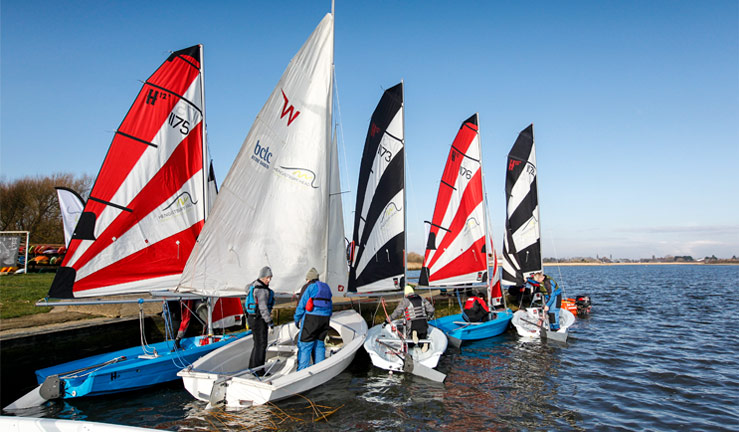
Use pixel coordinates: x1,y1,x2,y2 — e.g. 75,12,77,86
0,173,92,243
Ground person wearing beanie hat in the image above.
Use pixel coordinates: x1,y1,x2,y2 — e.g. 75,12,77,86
294,267,332,370
243,266,275,374
389,285,435,351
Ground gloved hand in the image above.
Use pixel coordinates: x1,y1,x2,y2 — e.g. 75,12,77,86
268,322,275,330
295,321,300,329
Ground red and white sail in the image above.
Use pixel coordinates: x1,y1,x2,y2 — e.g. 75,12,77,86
49,45,209,298
420,114,488,286
177,14,343,297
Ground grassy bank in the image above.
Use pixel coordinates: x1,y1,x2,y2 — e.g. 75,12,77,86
0,273,54,319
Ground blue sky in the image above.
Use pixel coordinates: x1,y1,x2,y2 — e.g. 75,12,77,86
2,1,737,259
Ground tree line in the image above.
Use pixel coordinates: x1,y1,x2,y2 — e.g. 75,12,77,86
0,174,92,244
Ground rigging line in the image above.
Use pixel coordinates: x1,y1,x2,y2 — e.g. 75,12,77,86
142,80,203,115
115,130,157,148
332,71,353,223
550,238,567,295
405,156,424,251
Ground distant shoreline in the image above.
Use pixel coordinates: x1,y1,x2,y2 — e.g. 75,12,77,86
543,262,739,266
406,261,738,271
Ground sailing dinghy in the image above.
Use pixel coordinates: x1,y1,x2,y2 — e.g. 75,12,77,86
501,125,575,342
176,12,367,408
347,82,447,382
418,114,513,347
5,45,246,411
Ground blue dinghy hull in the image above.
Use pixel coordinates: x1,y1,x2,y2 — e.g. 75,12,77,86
429,309,513,347
35,332,248,399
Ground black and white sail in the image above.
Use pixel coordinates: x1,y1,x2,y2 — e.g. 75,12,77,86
348,83,405,293
501,124,541,286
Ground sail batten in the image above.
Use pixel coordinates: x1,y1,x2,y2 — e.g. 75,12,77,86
501,124,541,286
348,83,405,293
49,45,209,299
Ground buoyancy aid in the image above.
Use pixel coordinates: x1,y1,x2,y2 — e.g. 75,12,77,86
543,276,562,308
404,294,427,322
463,296,490,313
244,282,275,315
306,281,332,312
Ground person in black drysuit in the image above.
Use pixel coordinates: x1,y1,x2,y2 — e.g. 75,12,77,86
389,285,435,350
463,289,493,322
243,266,275,374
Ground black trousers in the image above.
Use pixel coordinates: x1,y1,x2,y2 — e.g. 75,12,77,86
247,314,268,372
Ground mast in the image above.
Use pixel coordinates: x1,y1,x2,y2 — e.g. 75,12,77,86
199,44,214,340
401,79,407,287
532,123,542,273
200,44,209,222
476,113,493,306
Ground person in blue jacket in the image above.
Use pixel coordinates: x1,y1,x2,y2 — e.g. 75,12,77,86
294,267,333,371
542,273,563,331
527,272,562,331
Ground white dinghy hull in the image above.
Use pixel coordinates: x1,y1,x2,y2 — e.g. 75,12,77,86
178,310,367,408
512,307,575,340
364,321,447,373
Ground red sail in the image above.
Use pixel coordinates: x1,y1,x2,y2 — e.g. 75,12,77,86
420,114,488,286
49,46,209,298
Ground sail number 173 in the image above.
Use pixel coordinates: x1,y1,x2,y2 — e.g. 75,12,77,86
168,112,190,135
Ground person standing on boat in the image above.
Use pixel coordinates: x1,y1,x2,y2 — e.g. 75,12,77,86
540,274,563,331
389,285,435,347
463,289,492,322
294,267,333,371
244,266,275,374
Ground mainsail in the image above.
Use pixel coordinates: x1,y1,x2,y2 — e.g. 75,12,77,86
501,124,541,286
55,187,86,248
177,14,345,297
348,83,405,293
419,114,488,287
49,45,210,298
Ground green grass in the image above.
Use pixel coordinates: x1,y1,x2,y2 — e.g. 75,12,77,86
0,273,54,319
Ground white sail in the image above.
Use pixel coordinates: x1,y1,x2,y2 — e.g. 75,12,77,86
177,14,335,297
55,187,85,248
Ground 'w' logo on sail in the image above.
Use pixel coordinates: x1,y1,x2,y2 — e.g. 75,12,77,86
280,90,300,126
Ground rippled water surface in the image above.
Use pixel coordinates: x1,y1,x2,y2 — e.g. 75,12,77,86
10,265,739,431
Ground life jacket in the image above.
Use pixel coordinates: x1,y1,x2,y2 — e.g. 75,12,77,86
404,294,427,322
244,282,274,315
306,281,332,312
543,276,562,308
463,296,490,313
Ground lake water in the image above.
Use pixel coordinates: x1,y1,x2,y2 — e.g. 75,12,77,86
7,265,739,431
